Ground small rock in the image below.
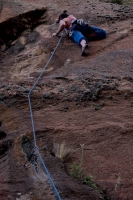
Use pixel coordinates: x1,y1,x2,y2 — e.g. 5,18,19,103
124,93,128,99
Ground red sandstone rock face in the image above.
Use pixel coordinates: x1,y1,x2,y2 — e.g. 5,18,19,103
1,0,133,200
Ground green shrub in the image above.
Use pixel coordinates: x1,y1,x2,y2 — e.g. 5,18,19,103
71,163,85,179
70,144,110,200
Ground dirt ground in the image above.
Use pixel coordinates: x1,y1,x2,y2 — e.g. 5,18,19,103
1,0,133,199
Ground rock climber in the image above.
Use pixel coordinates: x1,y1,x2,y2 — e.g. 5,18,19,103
52,11,88,56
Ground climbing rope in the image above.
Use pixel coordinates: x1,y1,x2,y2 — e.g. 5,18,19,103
28,33,63,200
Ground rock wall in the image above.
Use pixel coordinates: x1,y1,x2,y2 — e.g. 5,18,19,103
1,0,133,199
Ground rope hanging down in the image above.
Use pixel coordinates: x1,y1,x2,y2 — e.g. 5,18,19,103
28,33,63,200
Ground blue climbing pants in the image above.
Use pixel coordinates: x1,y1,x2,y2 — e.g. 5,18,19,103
71,30,88,45
89,26,108,40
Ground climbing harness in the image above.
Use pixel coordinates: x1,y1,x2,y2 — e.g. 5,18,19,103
27,33,63,200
